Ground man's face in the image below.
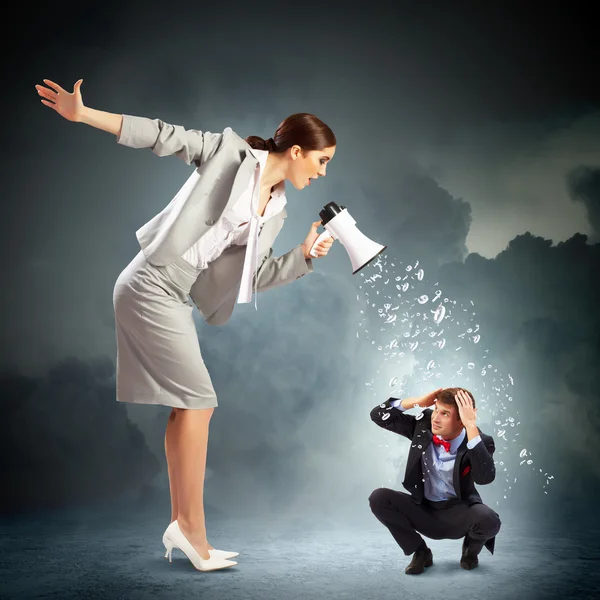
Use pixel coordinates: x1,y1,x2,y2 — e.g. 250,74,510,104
431,401,463,440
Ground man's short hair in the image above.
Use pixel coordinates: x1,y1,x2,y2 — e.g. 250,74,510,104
436,387,476,416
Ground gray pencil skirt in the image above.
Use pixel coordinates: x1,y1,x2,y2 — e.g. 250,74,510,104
113,250,218,409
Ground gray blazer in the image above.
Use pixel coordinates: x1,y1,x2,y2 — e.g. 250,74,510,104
117,115,313,326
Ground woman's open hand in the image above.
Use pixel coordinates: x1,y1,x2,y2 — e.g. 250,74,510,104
35,79,85,122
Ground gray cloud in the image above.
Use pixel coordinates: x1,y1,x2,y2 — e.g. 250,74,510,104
568,166,600,242
413,112,600,257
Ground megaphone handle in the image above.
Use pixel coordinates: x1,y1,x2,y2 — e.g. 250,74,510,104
309,230,335,258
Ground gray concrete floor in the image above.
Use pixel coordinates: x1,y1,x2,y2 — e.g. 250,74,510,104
2,510,599,600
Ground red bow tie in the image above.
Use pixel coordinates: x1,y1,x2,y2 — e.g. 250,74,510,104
432,435,451,453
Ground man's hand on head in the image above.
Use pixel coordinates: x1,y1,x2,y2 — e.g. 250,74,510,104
455,389,477,428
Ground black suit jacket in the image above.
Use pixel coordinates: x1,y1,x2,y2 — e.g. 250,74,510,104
370,398,498,553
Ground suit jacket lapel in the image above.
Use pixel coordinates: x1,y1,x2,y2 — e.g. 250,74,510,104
408,419,433,474
452,435,470,498
226,151,258,210
229,147,287,257
257,209,286,255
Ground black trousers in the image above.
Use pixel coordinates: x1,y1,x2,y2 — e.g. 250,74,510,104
369,488,501,556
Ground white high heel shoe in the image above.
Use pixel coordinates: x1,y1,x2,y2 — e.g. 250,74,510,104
209,549,240,560
164,547,240,560
162,521,237,572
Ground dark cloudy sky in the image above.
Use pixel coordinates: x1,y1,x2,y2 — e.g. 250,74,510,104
3,0,599,567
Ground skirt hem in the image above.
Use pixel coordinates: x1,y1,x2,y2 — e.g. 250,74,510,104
116,396,218,409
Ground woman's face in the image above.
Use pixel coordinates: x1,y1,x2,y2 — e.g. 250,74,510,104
288,145,336,190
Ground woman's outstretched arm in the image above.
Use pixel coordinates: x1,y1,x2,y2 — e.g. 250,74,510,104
36,79,123,135
36,78,223,165
82,106,123,136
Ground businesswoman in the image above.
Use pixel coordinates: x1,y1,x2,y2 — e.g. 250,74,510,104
36,78,336,572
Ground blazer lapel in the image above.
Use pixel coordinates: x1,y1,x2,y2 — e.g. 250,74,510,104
257,209,286,255
452,435,470,499
407,420,433,473
226,150,258,209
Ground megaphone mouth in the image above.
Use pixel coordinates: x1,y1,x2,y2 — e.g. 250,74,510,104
315,202,386,275
352,245,388,275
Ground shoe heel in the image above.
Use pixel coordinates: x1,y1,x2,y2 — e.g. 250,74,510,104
167,522,236,572
163,536,174,563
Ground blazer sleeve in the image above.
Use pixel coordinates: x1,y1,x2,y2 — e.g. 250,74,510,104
467,433,496,485
254,245,313,293
116,115,224,166
370,398,423,440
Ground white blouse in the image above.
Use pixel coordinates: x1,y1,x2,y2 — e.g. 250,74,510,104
181,149,287,305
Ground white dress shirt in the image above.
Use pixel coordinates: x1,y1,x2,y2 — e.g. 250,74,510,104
181,149,286,307
390,399,481,501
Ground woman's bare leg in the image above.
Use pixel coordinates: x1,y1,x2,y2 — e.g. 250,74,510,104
165,407,216,551
168,406,214,560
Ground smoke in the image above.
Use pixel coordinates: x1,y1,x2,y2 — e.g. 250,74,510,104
0,356,160,515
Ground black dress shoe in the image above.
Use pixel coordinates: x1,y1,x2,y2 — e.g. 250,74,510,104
460,553,479,570
405,547,433,575
460,536,480,570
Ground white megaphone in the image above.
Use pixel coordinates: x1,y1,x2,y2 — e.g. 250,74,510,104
309,202,387,274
